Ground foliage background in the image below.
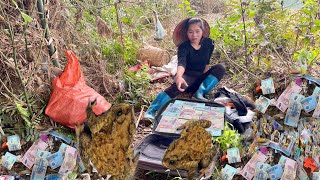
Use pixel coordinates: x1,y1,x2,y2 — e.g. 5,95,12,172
0,0,320,178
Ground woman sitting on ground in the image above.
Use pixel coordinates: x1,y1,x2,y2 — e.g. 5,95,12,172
144,17,226,120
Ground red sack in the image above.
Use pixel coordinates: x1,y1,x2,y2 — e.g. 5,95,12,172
45,50,111,129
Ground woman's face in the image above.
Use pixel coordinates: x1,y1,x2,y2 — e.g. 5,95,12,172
187,23,203,44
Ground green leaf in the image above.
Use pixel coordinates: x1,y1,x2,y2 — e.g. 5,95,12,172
15,101,31,127
227,13,241,23
301,9,312,16
247,10,256,18
21,12,33,24
314,20,320,26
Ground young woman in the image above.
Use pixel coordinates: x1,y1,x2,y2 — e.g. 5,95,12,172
144,17,226,121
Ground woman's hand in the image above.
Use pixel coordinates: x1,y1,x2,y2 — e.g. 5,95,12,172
175,76,188,92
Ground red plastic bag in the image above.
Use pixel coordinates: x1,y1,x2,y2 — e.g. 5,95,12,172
45,50,111,129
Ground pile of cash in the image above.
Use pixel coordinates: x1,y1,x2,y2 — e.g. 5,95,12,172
1,131,86,180
155,100,225,136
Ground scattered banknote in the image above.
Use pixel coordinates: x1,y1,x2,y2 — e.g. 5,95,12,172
313,96,320,118
227,147,241,164
30,150,51,180
281,158,297,180
275,82,302,112
7,134,21,151
47,151,64,169
254,162,271,180
294,148,301,161
222,164,237,180
58,145,77,175
240,151,268,180
208,129,222,136
300,128,312,145
284,93,304,127
255,96,271,113
77,152,87,173
21,139,48,169
59,143,68,154
44,174,60,180
261,78,275,95
301,95,317,113
313,172,320,180
267,164,283,180
1,152,17,170
271,120,284,131
0,176,14,180
312,86,320,97
49,131,72,144
296,165,309,180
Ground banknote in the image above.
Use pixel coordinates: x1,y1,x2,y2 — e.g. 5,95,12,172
281,158,297,180
222,164,237,180
227,147,241,164
192,110,203,120
59,143,68,154
313,172,320,180
267,164,283,180
179,108,195,119
240,151,268,180
76,152,86,173
30,150,51,180
209,129,222,136
47,151,64,169
312,96,320,118
255,96,271,113
21,139,48,169
271,120,284,131
254,162,271,180
0,176,14,180
301,95,317,113
261,78,275,95
284,93,304,127
161,103,181,117
202,107,225,130
294,148,301,161
7,134,21,151
173,100,205,108
44,174,60,180
195,106,211,111
296,165,309,180
1,152,17,170
276,82,302,112
58,145,77,175
155,116,177,133
49,131,72,144
312,86,320,97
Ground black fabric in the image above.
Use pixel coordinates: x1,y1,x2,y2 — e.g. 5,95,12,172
164,64,226,98
178,37,214,75
214,87,248,116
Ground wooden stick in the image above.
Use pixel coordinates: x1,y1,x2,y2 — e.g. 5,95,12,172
136,106,145,128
